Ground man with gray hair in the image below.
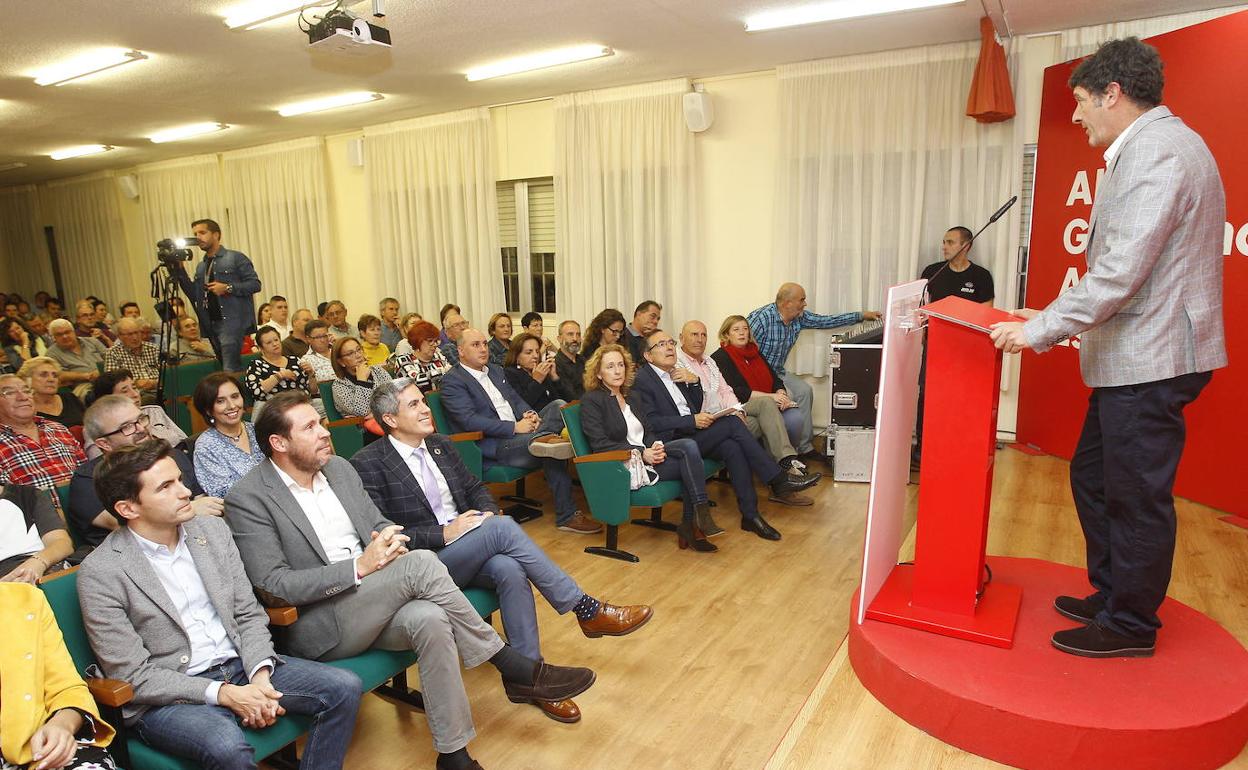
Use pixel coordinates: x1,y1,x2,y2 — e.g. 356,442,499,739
104,317,161,403
379,297,403,350
46,318,106,400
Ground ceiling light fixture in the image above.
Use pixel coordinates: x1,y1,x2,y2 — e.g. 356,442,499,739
465,44,614,82
0,162,28,173
223,1,336,30
49,145,115,161
277,91,384,117
149,122,232,143
33,49,148,86
745,0,962,32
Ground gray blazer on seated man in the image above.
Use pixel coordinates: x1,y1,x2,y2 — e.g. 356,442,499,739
223,391,595,770
77,439,361,770
349,379,653,724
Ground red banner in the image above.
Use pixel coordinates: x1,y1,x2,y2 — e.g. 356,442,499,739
1018,11,1248,516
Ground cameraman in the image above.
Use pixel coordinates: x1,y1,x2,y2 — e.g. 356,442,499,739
173,218,261,372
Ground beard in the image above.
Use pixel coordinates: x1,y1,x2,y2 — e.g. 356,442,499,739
289,441,330,475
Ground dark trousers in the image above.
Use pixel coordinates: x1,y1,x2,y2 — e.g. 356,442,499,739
693,416,782,520
650,437,709,523
1070,370,1211,640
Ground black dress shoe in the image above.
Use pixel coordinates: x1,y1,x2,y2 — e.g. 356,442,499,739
771,475,818,497
503,662,596,703
1051,622,1155,658
1053,594,1106,625
741,514,781,541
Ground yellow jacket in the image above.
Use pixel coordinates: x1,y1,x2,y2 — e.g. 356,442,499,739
0,583,114,766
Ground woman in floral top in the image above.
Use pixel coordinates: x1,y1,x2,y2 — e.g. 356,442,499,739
244,326,316,420
191,373,264,498
387,320,450,394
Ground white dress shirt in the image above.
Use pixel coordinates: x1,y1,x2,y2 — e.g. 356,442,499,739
1103,113,1147,164
621,402,646,448
461,363,517,422
131,528,271,704
271,462,363,569
389,435,458,525
649,364,692,416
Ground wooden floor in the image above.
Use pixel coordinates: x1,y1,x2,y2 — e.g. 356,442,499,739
326,447,1248,770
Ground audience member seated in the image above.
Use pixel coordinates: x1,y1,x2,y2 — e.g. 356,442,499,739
104,318,160,404
43,297,65,321
581,308,626,361
357,313,391,366
79,439,362,770
748,283,879,456
73,299,117,347
1,316,47,371
503,332,573,410
322,300,353,340
226,392,596,770
20,357,86,429
379,297,403,350
330,336,393,418
26,315,52,349
282,307,314,358
245,326,316,420
520,312,556,357
0,482,74,582
46,319,105,401
258,294,291,340
624,301,662,364
389,320,451,394
255,302,272,333
298,320,336,383
192,372,263,498
486,312,513,367
0,373,85,489
352,379,653,723
439,310,469,366
170,315,217,362
705,317,822,494
438,303,461,345
391,312,424,356
580,345,719,552
633,329,818,542
118,301,142,321
553,320,587,400
92,298,115,328
88,370,187,458
441,329,599,535
0,583,117,770
71,395,220,548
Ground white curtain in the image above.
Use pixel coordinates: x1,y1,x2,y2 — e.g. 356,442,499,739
364,108,503,325
554,78,698,323
0,185,54,298
39,174,129,307
222,138,335,313
773,43,1016,373
136,154,225,249
1057,6,1248,60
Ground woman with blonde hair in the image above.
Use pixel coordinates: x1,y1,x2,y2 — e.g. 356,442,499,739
486,312,513,367
19,356,85,428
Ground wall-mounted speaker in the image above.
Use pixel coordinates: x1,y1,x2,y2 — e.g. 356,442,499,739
118,174,140,200
347,137,365,167
683,87,714,133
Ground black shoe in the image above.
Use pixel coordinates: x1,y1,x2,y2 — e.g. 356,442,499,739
1053,594,1106,625
502,662,596,703
1051,623,1155,658
771,475,818,497
741,514,781,541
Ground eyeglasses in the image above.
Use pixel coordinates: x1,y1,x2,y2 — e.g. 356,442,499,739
308,333,329,341
647,339,676,351
0,386,34,399
101,413,151,438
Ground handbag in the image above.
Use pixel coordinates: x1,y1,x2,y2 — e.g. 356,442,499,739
626,449,660,491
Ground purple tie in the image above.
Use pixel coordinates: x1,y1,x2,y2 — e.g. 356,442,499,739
416,446,447,522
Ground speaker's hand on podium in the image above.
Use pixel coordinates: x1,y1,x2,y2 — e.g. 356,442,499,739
989,322,1029,353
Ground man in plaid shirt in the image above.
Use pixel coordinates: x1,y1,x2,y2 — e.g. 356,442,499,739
0,374,85,489
747,283,880,456
104,318,162,404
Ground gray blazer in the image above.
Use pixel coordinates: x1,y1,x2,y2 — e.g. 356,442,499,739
1024,106,1227,387
224,456,394,659
77,516,279,724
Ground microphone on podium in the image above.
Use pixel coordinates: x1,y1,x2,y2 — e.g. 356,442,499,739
923,196,1018,304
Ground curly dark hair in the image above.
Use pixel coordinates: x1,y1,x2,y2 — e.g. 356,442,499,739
1068,37,1163,108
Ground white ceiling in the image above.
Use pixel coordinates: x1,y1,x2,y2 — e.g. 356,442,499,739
0,0,1237,185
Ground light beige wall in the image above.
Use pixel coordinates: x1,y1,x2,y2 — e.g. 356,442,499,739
323,131,381,320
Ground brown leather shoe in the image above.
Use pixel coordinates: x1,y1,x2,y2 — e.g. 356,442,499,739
529,698,581,723
503,661,596,704
579,602,653,638
768,491,814,506
556,511,603,534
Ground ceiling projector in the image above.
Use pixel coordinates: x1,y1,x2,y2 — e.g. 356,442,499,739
307,14,391,54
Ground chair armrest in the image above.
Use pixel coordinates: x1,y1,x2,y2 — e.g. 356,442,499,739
326,416,366,429
87,679,134,708
37,565,80,584
573,450,631,464
265,606,299,626
449,431,484,442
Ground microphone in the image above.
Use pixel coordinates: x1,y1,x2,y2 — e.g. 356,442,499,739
987,195,1018,224
923,195,1017,304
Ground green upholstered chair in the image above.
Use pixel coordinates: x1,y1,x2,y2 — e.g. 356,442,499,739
320,381,365,459
161,359,221,434
425,391,543,523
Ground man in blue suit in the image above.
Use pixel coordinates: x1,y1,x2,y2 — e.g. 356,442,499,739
174,218,261,372
632,328,817,541
439,329,600,535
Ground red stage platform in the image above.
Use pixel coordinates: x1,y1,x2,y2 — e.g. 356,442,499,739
850,556,1248,770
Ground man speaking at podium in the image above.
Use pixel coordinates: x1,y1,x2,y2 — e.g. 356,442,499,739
989,38,1226,658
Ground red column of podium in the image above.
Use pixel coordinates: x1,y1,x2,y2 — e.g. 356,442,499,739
865,296,1024,647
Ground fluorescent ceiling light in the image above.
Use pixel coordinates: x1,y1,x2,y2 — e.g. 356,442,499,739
223,1,333,29
465,44,614,82
149,122,232,143
0,162,28,173
49,145,114,161
33,49,148,86
278,91,384,117
745,0,961,32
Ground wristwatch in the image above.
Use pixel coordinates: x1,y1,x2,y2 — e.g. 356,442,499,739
225,284,234,295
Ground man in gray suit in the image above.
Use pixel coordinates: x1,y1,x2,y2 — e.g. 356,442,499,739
991,38,1226,658
225,391,594,770
78,439,362,769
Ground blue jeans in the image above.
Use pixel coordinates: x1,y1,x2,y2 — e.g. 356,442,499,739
491,400,577,525
206,321,244,372
134,657,362,770
650,437,708,523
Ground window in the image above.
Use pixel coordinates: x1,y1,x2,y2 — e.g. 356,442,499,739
496,177,557,313
1016,144,1038,308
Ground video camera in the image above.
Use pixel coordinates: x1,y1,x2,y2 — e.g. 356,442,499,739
156,237,196,264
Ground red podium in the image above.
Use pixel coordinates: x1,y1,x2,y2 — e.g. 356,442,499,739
865,296,1025,647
